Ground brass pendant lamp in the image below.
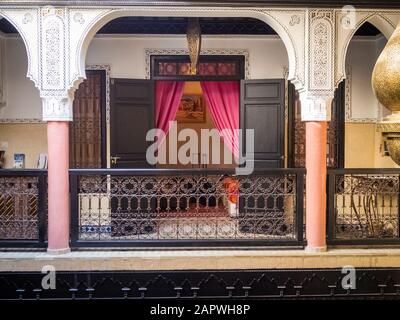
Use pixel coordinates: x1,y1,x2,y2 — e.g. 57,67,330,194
186,18,202,75
372,22,400,165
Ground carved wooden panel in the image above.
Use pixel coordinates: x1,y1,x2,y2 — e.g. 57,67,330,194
151,55,245,80
70,71,103,168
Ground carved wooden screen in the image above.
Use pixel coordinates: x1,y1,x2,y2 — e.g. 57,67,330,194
290,81,345,169
150,55,245,80
70,70,105,168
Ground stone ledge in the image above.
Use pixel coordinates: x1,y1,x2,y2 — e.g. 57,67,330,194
1,249,400,271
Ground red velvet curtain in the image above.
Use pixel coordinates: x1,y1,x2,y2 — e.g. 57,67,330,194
200,81,240,159
155,81,185,145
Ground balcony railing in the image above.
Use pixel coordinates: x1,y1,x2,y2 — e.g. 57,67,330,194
327,169,400,245
3,168,400,249
0,170,47,248
70,168,305,248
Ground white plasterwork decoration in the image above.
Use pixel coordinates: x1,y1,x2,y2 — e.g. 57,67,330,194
0,118,44,124
300,95,332,122
308,10,335,94
69,7,305,93
335,9,400,87
0,8,40,89
41,8,66,91
144,48,250,80
42,96,73,121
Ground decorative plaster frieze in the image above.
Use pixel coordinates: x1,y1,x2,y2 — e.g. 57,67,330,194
42,95,73,121
308,10,335,93
289,15,301,26
40,7,65,91
0,118,44,124
144,48,250,80
22,12,33,25
69,7,306,93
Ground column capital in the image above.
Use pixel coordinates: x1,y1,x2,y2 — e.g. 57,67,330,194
42,95,73,122
299,92,334,122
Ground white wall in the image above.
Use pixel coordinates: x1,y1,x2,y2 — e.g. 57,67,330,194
345,35,388,121
0,37,42,120
86,35,289,79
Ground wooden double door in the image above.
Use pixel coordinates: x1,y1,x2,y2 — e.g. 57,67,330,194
110,79,286,169
70,73,345,170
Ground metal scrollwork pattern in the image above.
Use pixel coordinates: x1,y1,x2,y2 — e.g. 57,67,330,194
333,174,399,240
0,177,39,240
76,173,300,242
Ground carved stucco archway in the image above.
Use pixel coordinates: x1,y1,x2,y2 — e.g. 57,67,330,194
69,7,305,93
336,10,399,87
0,8,40,89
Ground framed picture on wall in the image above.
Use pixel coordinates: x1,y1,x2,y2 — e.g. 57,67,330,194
176,94,206,123
13,153,25,169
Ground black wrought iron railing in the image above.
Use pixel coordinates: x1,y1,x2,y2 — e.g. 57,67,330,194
70,168,305,248
0,170,47,248
327,169,400,245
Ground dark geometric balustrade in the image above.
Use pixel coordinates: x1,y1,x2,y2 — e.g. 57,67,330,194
70,168,305,248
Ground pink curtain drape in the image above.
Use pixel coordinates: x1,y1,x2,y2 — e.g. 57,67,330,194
155,81,185,145
200,81,240,159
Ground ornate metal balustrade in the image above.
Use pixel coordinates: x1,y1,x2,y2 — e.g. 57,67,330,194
0,170,47,248
70,168,305,248
327,169,400,245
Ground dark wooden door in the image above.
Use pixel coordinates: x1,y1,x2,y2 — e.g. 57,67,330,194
70,70,106,168
238,79,285,233
110,79,156,236
110,79,155,168
240,79,285,168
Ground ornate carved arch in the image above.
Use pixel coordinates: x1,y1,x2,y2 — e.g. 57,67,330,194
336,10,398,87
0,8,40,88
69,7,304,93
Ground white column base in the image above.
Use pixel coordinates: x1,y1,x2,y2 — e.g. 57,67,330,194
305,245,327,253
47,248,71,255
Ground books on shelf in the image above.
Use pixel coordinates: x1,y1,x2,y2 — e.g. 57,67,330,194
13,153,25,169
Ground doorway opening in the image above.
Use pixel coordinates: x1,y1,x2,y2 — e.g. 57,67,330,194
157,81,238,169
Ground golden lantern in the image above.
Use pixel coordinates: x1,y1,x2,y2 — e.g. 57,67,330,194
186,18,202,75
372,22,400,165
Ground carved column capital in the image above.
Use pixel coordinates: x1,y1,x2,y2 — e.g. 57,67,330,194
300,92,334,122
42,95,73,122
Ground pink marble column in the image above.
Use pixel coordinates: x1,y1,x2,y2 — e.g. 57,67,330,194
305,121,327,252
47,121,70,254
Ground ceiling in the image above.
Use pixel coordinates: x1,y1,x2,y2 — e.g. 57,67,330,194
0,16,382,36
